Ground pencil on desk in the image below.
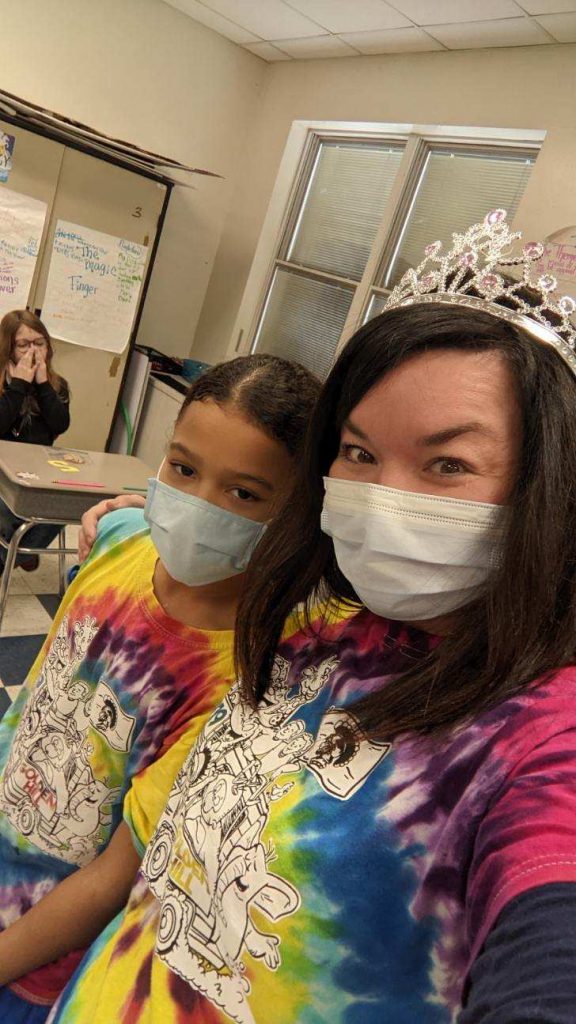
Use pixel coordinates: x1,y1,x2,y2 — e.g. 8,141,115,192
121,486,148,493
52,480,106,488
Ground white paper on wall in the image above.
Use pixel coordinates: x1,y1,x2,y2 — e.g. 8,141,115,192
0,186,47,316
41,221,148,353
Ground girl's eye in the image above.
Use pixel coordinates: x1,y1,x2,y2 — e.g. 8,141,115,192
170,462,195,478
340,443,375,465
230,487,259,502
429,457,469,476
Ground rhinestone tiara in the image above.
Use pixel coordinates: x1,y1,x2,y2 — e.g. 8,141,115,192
383,209,576,376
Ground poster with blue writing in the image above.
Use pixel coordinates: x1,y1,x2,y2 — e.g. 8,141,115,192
41,220,148,352
0,186,47,316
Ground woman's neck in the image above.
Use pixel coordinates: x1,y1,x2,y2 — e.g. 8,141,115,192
153,560,242,631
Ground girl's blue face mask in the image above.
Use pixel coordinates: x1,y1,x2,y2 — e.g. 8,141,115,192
144,476,267,587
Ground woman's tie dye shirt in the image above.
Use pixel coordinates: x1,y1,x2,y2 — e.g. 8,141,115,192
0,509,235,1005
49,608,576,1023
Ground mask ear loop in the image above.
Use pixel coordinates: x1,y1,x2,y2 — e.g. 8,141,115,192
157,458,166,481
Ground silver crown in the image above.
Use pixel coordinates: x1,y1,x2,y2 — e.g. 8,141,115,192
384,209,576,375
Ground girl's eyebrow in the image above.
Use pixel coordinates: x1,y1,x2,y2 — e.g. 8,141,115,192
168,441,274,492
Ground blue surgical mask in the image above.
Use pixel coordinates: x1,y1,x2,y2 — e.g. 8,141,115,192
144,476,267,587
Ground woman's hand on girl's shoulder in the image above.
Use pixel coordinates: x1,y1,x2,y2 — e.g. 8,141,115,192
78,494,147,562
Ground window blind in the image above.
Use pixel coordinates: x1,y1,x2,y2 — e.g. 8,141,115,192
254,267,354,378
382,149,535,288
288,142,404,282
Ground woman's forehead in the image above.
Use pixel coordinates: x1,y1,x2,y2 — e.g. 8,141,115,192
348,349,519,441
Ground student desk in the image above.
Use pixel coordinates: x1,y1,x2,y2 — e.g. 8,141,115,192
0,441,151,630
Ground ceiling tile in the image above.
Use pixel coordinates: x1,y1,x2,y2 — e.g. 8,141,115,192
274,34,360,57
427,16,552,46
198,0,326,38
389,0,525,24
285,0,411,33
517,0,576,12
243,40,293,59
341,26,444,52
535,10,576,35
163,0,260,42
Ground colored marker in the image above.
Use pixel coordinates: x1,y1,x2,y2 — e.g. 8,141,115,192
52,480,106,488
121,486,148,493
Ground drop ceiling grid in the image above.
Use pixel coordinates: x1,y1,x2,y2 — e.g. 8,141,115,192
163,0,576,58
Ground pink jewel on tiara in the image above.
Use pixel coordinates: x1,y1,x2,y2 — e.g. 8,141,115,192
459,251,477,268
419,273,437,292
479,273,502,291
538,274,557,292
424,242,442,256
559,296,576,315
485,209,507,226
523,242,544,260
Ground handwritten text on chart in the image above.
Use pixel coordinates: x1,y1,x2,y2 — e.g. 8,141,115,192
0,188,47,315
41,220,148,353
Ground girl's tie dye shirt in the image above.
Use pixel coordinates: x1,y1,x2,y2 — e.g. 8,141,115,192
49,609,576,1023
0,509,235,1005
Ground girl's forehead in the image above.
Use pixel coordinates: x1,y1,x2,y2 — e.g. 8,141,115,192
15,325,44,341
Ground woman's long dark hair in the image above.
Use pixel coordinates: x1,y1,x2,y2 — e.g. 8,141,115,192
236,304,576,742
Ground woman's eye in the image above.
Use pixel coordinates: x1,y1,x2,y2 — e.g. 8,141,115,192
231,487,258,502
340,443,375,465
171,462,195,478
429,458,469,476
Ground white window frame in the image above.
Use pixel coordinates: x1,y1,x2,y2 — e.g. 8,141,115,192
227,120,546,365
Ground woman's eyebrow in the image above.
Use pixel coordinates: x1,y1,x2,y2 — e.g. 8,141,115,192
417,423,498,446
343,418,370,441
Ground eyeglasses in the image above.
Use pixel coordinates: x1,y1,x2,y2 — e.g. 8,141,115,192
14,339,47,351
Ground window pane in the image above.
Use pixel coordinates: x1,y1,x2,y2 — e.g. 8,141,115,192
287,142,404,282
254,267,354,378
365,291,388,322
381,149,535,288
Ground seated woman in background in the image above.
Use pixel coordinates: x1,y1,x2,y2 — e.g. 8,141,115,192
0,310,70,572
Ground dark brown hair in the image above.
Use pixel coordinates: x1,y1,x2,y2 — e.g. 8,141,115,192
177,354,320,458
235,304,576,742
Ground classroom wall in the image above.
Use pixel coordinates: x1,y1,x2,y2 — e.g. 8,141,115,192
192,42,576,364
0,0,266,358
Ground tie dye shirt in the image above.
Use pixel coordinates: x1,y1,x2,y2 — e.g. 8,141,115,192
0,509,235,1005
48,608,576,1024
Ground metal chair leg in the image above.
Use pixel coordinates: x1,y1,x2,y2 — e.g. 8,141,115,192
0,520,36,632
58,526,67,597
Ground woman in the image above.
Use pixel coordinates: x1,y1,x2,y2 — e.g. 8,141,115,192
24,211,576,1021
0,310,70,572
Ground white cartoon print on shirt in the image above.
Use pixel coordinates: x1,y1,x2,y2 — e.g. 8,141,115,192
0,614,133,865
142,655,390,1024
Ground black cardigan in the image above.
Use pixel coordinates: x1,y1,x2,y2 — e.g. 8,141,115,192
0,378,70,445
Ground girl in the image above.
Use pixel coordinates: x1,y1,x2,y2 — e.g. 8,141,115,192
41,212,576,1022
0,310,70,571
0,354,321,1021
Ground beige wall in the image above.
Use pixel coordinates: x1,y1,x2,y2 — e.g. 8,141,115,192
0,0,266,358
193,42,576,364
